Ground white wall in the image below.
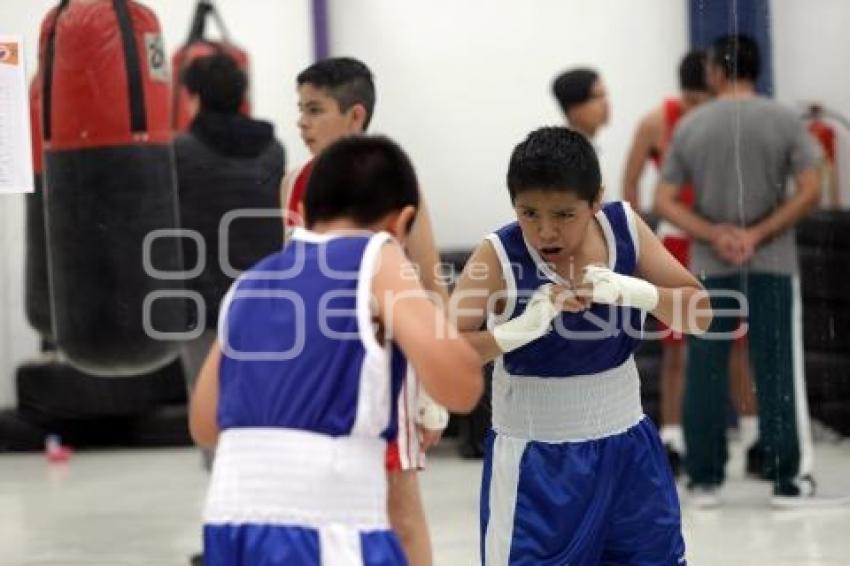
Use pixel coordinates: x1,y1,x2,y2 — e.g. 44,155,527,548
0,0,312,408
329,0,688,248
2,1,848,408
772,0,850,119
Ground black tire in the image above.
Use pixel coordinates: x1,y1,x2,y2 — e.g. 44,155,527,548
636,352,661,400
16,357,186,421
0,409,46,452
804,352,850,403
798,247,850,305
439,249,472,290
802,301,850,354
796,210,850,251
456,363,492,459
127,405,192,447
636,316,664,357
809,401,850,436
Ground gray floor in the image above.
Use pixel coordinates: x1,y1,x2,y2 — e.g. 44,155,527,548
1,436,849,565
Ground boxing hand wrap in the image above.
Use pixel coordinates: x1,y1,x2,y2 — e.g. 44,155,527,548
582,265,659,311
417,390,449,431
492,284,559,353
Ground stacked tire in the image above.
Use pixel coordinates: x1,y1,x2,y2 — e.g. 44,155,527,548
797,210,850,435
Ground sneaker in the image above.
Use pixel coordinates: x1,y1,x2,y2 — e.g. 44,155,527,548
665,444,682,478
745,442,771,481
771,475,850,508
688,484,721,508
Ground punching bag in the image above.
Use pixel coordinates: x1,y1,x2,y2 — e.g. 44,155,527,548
171,0,250,131
41,0,186,376
24,74,52,340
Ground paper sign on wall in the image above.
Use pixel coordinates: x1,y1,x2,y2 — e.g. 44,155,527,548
0,35,33,194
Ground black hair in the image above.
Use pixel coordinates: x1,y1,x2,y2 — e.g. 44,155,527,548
181,52,247,114
709,34,760,82
507,127,601,204
552,68,599,114
679,50,708,91
297,57,376,130
304,135,419,228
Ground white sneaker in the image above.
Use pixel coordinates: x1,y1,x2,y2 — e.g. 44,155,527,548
688,485,721,508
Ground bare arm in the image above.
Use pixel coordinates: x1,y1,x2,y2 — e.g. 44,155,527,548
374,241,482,413
622,112,661,211
189,342,222,448
405,196,450,307
633,214,712,334
654,181,718,243
449,239,506,364
747,166,821,246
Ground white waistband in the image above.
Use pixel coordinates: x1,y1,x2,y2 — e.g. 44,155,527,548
203,428,388,530
492,357,644,442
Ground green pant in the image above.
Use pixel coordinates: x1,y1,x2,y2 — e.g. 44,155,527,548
683,273,810,495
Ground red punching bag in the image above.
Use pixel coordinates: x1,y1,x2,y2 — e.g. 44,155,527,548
41,0,186,376
171,0,250,131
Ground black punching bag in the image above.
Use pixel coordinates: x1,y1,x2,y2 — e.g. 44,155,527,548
41,0,185,376
24,73,52,340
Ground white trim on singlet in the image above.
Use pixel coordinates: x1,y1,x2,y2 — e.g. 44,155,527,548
290,227,374,244
594,209,618,270
485,234,518,324
622,201,641,262
352,232,394,437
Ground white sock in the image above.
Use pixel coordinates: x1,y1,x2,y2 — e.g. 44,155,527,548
739,416,759,449
660,425,685,454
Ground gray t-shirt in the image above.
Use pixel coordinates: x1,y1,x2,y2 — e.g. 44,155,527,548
662,97,821,276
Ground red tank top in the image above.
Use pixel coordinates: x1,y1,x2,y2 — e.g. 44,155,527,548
285,159,315,228
653,98,694,208
809,119,836,163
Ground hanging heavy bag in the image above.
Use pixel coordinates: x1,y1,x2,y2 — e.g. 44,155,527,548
170,0,250,131
24,74,52,340
41,0,186,376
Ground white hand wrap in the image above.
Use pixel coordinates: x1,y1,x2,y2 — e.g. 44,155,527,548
492,284,559,353
417,390,449,431
582,265,659,311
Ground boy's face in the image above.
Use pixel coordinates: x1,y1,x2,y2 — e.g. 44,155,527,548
514,189,599,263
567,79,610,135
705,61,725,94
297,83,363,155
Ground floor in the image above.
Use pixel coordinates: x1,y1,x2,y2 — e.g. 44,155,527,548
1,436,849,565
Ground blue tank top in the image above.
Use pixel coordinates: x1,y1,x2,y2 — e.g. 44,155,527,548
216,228,406,440
489,201,644,377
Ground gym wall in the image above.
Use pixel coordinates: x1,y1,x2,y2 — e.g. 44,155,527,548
329,0,687,248
1,0,848,408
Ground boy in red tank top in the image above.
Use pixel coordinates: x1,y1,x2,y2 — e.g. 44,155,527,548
280,57,448,566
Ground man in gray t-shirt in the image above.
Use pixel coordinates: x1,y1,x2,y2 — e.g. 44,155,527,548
662,96,820,277
655,34,821,505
